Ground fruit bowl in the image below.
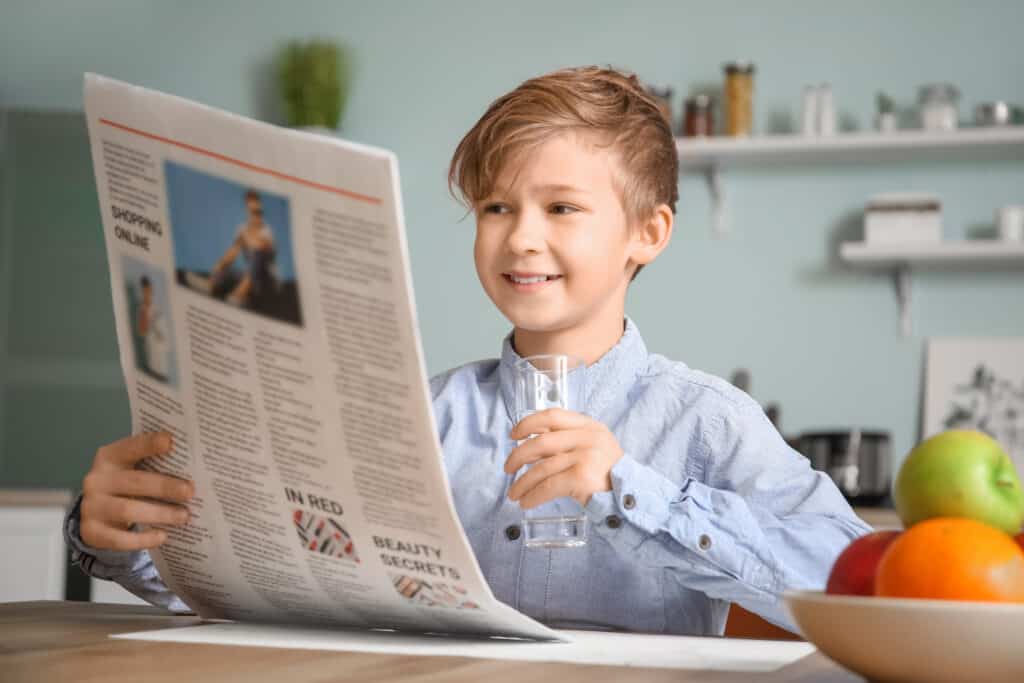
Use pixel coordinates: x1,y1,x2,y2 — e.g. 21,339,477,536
784,590,1024,683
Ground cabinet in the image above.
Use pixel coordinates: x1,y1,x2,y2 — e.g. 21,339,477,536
0,490,72,602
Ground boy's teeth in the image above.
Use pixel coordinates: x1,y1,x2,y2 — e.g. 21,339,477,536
511,275,548,284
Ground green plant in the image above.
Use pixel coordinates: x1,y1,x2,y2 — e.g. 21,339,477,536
278,39,349,129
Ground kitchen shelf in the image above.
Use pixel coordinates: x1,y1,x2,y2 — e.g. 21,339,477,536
676,126,1024,171
839,241,1024,337
840,241,1024,268
676,126,1024,236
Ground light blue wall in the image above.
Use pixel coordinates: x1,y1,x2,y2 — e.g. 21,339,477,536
2,0,1023,485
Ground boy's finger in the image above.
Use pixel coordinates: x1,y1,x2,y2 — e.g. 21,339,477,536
106,469,194,503
517,471,576,510
96,432,173,468
81,519,168,551
510,408,591,441
508,452,573,502
95,494,191,528
505,429,582,473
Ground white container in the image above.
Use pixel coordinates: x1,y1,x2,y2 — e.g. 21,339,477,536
801,85,818,136
817,83,836,136
876,111,897,132
919,83,959,132
997,205,1024,241
864,193,943,245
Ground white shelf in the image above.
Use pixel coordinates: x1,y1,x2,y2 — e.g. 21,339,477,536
839,241,1024,338
840,241,1024,269
678,126,1024,238
676,126,1024,171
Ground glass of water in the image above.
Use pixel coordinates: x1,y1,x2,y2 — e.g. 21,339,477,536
511,354,587,549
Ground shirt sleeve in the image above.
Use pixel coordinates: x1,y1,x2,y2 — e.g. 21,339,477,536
583,402,872,633
63,494,191,613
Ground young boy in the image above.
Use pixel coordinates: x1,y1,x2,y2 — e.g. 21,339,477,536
66,66,871,635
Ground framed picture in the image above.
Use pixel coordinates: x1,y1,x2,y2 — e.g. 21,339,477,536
924,338,1024,476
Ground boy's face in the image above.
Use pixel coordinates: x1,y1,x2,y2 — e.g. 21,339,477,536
473,132,639,335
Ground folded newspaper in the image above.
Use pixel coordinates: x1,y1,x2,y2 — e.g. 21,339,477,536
83,74,562,641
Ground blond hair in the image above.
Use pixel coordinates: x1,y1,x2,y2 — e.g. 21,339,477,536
448,65,678,280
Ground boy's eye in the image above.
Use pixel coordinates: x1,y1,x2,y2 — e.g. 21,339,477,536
482,203,510,215
550,204,578,215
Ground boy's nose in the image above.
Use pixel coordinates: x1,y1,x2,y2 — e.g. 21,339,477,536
505,211,547,254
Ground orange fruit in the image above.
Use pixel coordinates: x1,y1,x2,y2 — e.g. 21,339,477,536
875,517,1024,602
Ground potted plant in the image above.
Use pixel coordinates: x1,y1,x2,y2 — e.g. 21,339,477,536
277,39,349,131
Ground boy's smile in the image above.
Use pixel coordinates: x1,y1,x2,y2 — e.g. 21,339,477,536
502,271,563,292
473,132,663,362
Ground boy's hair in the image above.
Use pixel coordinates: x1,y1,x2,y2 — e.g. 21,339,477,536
448,65,679,281
245,189,260,202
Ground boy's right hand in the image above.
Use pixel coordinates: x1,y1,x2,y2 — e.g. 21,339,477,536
80,432,194,551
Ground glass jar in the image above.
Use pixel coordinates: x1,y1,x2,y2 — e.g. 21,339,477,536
724,62,755,136
918,83,960,131
682,94,715,137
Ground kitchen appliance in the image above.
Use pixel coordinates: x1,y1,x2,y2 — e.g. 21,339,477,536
796,429,892,505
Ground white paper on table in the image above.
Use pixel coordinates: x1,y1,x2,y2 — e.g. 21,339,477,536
113,623,816,672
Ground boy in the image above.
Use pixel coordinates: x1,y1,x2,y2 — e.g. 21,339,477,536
66,66,870,635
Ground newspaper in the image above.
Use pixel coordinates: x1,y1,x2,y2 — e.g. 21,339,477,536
83,74,561,641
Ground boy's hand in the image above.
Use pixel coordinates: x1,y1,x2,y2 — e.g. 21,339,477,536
505,408,623,508
80,432,194,551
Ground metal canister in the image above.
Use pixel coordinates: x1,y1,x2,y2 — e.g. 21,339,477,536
724,61,755,136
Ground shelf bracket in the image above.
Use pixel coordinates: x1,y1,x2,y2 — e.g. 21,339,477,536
704,165,727,238
893,265,912,338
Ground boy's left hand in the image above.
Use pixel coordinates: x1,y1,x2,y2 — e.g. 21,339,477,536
506,408,623,508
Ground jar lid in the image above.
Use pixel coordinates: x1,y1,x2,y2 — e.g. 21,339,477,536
724,61,755,74
684,93,715,107
918,83,960,102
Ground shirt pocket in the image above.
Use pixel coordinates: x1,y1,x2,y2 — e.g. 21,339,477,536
574,539,667,632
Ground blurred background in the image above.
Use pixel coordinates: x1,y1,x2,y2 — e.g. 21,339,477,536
1,1,1023,601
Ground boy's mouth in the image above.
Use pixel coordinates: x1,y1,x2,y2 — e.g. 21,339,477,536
502,271,562,292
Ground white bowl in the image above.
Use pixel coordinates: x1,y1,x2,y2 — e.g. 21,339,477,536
785,590,1024,683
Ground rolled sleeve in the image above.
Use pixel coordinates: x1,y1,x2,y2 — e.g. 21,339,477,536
586,455,779,595
64,494,148,580
64,494,190,612
582,402,871,632
584,454,677,528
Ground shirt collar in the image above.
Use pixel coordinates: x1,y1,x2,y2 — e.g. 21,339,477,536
498,316,648,424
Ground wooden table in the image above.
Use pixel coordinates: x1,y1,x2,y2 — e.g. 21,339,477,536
1,602,862,682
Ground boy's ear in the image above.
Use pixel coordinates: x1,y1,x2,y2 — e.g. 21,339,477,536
629,204,673,267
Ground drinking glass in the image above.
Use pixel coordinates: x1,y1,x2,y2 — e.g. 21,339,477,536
511,354,587,548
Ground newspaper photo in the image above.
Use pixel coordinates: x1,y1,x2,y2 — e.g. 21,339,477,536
83,73,562,641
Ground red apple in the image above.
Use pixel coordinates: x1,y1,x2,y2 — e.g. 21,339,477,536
826,530,902,596
1016,532,1023,553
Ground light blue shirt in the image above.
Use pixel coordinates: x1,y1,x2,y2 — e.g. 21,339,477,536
66,317,871,634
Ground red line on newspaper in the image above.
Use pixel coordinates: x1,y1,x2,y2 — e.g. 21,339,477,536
98,118,382,205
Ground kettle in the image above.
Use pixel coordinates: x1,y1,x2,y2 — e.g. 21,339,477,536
796,429,892,506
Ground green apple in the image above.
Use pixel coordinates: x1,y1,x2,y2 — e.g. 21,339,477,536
895,430,1024,534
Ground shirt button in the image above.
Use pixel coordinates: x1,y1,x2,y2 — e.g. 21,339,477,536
622,494,637,510
505,525,521,541
605,515,622,529
698,534,712,551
